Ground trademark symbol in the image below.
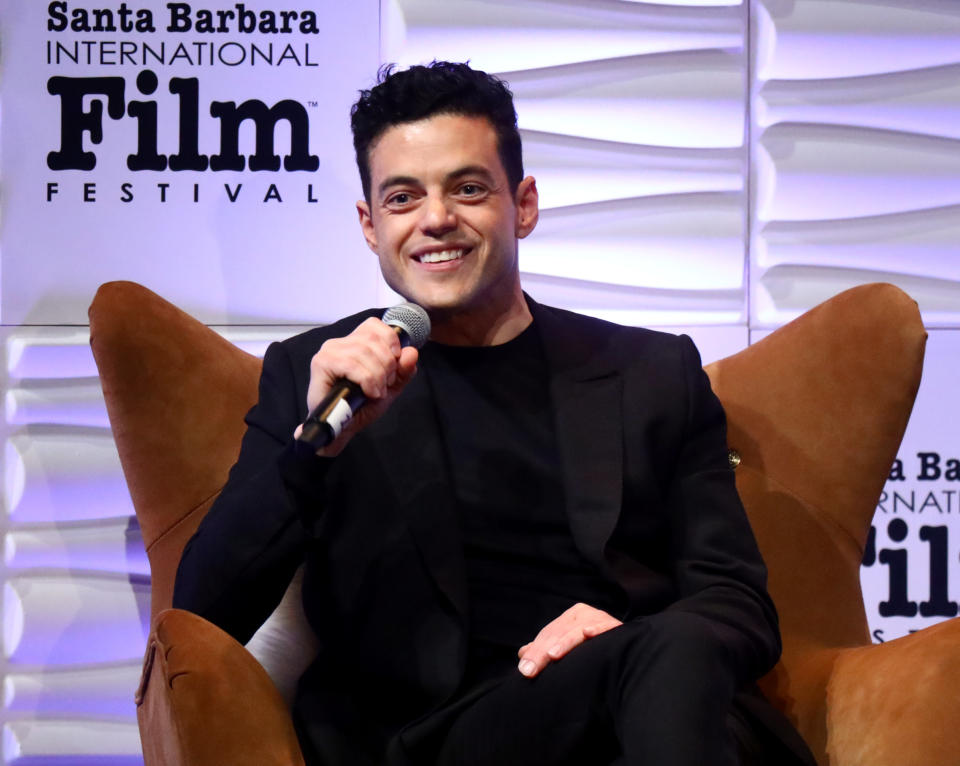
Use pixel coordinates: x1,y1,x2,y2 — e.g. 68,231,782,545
308,100,318,108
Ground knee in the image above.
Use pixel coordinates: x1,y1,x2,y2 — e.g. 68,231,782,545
618,611,735,679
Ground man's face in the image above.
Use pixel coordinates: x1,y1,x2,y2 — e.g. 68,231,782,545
357,113,538,328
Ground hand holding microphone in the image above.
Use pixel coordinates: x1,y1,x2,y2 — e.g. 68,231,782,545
295,303,431,454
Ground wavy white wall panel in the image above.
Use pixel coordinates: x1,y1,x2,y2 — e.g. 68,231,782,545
384,0,744,73
521,272,744,327
752,0,960,327
757,207,959,269
524,132,743,208
6,382,110,429
0,325,297,765
506,51,745,148
3,720,141,760
6,331,99,381
755,208,960,324
755,0,960,80
756,127,960,221
5,664,141,717
217,326,312,359
6,521,147,576
757,65,960,139
5,432,131,524
2,328,142,762
5,575,149,665
523,193,744,323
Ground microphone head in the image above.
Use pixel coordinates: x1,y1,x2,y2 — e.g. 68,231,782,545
382,303,431,349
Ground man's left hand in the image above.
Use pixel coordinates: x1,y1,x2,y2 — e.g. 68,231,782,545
517,603,623,678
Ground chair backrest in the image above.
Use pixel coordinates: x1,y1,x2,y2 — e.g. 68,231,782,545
705,282,926,758
91,280,926,749
89,281,262,623
91,281,320,705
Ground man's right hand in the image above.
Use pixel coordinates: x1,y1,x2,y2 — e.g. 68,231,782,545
293,317,419,456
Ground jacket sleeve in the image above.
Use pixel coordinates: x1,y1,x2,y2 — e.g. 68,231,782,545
661,335,782,681
173,339,331,644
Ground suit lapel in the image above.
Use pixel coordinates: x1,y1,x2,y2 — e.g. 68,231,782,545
363,363,468,628
532,299,624,574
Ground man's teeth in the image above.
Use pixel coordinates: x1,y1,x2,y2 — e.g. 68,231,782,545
418,249,463,263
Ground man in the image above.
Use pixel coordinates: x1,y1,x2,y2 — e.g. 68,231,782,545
174,61,814,766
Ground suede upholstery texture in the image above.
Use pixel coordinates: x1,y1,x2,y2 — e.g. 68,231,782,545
89,280,956,766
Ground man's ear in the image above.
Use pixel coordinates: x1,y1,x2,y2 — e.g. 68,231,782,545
356,200,379,254
515,176,539,239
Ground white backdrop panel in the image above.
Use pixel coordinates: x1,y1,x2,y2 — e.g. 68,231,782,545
752,0,960,328
860,329,960,643
1,0,382,325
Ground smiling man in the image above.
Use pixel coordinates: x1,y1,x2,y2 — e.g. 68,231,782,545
174,62,815,766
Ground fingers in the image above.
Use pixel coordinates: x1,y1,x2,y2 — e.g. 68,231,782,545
517,603,623,679
517,626,588,678
582,620,619,638
546,625,590,660
392,346,419,390
309,318,403,406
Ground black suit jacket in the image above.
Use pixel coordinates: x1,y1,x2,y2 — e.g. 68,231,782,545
174,298,781,764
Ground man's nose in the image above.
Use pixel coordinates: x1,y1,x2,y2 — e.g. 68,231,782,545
419,195,457,236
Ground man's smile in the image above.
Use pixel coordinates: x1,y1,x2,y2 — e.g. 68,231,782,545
412,246,470,265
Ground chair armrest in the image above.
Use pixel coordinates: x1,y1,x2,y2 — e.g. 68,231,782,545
825,618,960,766
136,609,305,766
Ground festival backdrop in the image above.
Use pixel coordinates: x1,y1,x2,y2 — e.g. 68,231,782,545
0,0,958,762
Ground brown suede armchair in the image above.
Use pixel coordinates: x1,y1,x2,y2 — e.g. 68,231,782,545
89,280,958,766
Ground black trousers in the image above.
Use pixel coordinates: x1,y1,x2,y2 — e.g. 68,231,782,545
415,612,815,766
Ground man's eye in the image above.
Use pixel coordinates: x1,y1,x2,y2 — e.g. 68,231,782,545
387,192,412,205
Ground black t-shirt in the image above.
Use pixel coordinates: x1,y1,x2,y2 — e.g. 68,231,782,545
424,321,626,685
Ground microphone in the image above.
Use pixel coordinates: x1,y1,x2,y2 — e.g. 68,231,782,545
297,303,431,449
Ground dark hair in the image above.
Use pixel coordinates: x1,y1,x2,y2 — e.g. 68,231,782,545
350,61,523,202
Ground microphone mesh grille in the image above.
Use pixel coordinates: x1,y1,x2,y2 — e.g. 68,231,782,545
381,303,431,348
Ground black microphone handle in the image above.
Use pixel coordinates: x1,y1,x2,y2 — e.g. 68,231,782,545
298,325,411,450
299,379,367,449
